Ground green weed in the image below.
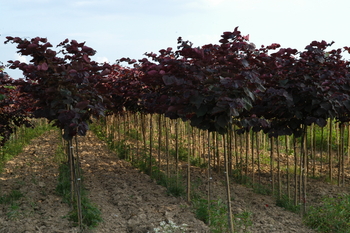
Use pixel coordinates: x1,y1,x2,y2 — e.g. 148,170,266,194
252,183,272,196
304,194,350,233
276,194,300,213
192,198,252,233
56,163,102,228
0,189,24,205
0,120,55,172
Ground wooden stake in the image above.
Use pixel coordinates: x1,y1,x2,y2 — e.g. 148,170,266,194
223,134,234,233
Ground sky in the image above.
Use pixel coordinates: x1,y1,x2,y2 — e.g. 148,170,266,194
1,0,350,78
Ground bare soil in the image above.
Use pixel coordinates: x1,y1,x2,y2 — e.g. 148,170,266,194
1,130,348,232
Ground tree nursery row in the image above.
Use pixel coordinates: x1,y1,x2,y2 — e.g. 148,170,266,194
1,27,350,232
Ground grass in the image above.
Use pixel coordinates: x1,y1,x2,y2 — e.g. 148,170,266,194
275,194,300,213
0,120,55,172
0,189,23,205
0,189,24,219
304,194,350,233
191,197,253,233
55,142,102,229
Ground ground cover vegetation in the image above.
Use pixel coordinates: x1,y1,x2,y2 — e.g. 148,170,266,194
1,27,350,232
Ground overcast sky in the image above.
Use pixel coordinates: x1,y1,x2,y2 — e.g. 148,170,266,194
1,0,349,78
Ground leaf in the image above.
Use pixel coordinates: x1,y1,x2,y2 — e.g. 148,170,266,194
40,62,48,71
77,122,89,136
243,87,255,101
60,88,72,97
76,100,89,110
162,75,175,85
83,54,90,63
211,106,225,115
216,114,229,128
241,59,249,68
315,118,327,127
320,102,331,110
196,105,208,117
190,94,204,109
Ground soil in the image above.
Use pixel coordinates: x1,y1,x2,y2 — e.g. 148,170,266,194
0,130,348,232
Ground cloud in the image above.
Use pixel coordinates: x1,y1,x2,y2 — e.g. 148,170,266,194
16,54,28,63
95,57,109,64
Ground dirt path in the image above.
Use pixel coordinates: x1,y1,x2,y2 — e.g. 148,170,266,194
0,130,322,232
79,132,209,232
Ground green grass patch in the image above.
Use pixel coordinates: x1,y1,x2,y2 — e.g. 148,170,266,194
192,198,253,233
56,162,102,229
304,194,350,233
276,194,300,213
0,120,55,172
0,189,23,205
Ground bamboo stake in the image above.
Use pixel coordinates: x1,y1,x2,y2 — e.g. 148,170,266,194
223,134,234,233
285,135,290,200
207,131,211,226
228,128,233,176
234,128,239,172
239,133,244,179
328,120,333,182
338,123,345,186
74,136,83,228
293,136,298,206
320,126,324,174
251,131,255,186
175,119,179,187
149,114,153,176
348,123,350,165
245,132,249,179
276,137,281,198
312,124,316,177
134,113,139,163
141,113,147,153
301,126,307,216
187,124,191,203
341,124,345,187
158,114,162,173
270,137,275,194
257,132,261,185
165,118,170,178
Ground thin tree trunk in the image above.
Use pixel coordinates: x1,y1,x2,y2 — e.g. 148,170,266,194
328,120,333,182
74,136,83,228
257,132,261,185
301,126,307,216
158,114,162,174
285,135,290,200
149,114,153,176
276,137,281,198
293,136,298,206
320,126,324,174
228,129,233,176
251,132,255,186
165,118,170,178
348,123,350,165
245,132,249,180
207,131,211,226
175,119,179,187
270,137,275,194
312,124,316,177
187,124,191,203
223,134,234,233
